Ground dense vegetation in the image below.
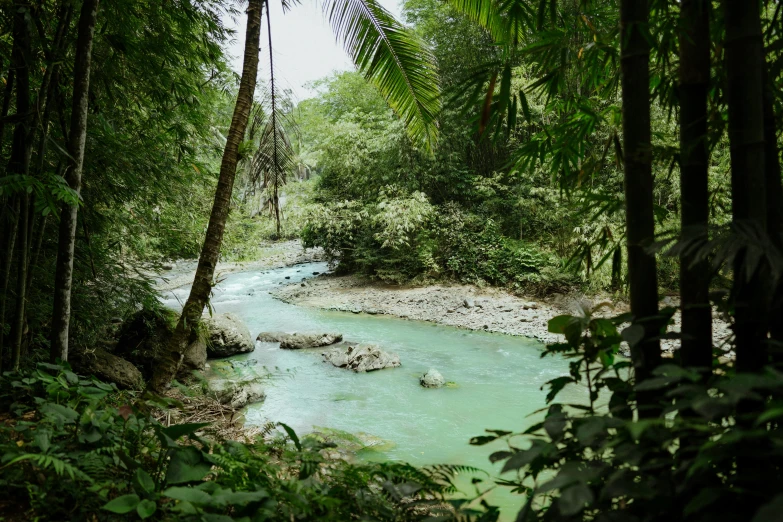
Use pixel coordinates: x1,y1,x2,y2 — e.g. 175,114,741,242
2,0,783,520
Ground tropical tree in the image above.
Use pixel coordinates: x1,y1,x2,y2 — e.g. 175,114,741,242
50,0,100,364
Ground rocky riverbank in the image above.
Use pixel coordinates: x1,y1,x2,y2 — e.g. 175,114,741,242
155,240,324,292
272,274,733,354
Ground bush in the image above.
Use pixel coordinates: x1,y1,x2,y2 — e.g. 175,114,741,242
302,193,561,289
0,363,478,521
471,305,783,521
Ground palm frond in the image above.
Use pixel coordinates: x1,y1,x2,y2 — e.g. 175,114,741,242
446,0,535,46
324,0,441,151
250,111,295,190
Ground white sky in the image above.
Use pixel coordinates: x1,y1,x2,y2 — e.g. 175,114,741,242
222,0,404,102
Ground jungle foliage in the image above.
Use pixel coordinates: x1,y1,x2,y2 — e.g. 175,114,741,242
0,363,483,521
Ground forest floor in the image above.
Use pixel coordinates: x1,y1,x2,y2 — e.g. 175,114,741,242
272,273,734,354
155,240,324,291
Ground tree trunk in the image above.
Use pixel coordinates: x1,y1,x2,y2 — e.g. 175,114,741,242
149,0,263,392
678,0,712,370
5,3,33,371
0,69,14,149
11,194,29,370
611,246,622,292
0,200,19,372
619,0,661,410
50,0,99,363
723,0,768,373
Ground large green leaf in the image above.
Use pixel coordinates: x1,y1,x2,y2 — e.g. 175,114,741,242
165,447,211,485
324,0,441,150
102,494,140,514
136,499,157,519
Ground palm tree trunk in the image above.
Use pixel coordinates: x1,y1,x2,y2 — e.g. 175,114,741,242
678,0,712,370
149,0,263,392
619,0,661,412
723,0,768,373
50,0,99,363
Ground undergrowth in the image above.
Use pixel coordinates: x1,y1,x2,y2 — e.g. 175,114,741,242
0,363,492,521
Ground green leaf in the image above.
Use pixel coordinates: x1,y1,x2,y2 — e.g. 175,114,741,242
558,484,593,516
163,486,212,504
165,447,211,485
161,422,210,441
753,494,783,522
685,489,720,516
209,489,268,507
621,324,644,347
40,403,79,424
278,422,301,451
33,429,51,453
501,440,548,473
102,494,140,514
136,499,157,519
134,468,156,495
548,315,574,334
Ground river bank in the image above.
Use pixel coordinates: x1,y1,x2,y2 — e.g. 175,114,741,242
272,273,733,353
155,240,324,291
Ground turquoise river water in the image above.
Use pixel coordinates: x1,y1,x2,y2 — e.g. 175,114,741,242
160,262,585,519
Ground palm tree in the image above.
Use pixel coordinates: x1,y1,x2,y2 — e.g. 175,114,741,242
150,0,441,390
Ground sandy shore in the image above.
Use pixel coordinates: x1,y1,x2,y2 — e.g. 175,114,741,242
272,274,733,353
155,240,324,291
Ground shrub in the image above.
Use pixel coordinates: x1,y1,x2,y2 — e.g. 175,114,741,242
0,363,478,521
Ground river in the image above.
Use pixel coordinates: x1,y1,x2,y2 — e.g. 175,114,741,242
160,261,587,519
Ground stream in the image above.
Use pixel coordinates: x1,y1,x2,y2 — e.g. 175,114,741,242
160,261,586,519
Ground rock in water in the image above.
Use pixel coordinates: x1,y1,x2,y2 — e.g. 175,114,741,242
463,298,475,309
280,332,343,349
322,344,401,372
256,331,291,343
80,348,144,390
204,313,254,358
420,369,445,388
208,378,265,409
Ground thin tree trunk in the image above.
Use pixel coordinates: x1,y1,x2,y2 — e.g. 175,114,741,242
50,0,99,363
0,69,14,149
266,6,282,239
611,246,622,292
149,0,263,391
6,2,33,371
26,213,47,296
723,0,768,373
619,0,661,412
11,194,29,370
760,42,783,357
0,200,19,372
678,0,712,370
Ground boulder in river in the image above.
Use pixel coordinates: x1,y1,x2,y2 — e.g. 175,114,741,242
203,313,254,358
420,369,445,388
80,348,144,390
256,331,290,343
208,377,265,409
280,332,343,349
322,344,400,372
